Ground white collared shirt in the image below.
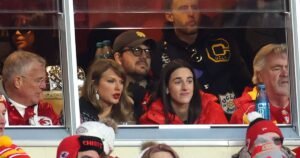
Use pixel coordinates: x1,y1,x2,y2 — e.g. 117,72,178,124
8,98,27,117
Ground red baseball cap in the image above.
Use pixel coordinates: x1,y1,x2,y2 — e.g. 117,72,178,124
56,135,104,158
246,119,283,151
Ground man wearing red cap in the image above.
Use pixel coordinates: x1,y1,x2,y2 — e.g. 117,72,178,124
232,112,295,158
57,135,105,158
246,117,283,153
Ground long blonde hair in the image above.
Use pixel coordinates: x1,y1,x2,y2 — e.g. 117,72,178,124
82,59,134,123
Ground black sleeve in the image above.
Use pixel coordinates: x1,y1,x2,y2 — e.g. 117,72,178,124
127,83,147,122
79,97,99,122
150,41,163,81
226,33,252,96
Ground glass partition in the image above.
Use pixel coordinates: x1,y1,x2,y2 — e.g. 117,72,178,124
0,0,64,126
2,0,299,145
73,0,291,125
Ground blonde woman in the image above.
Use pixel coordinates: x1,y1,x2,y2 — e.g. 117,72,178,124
80,59,135,124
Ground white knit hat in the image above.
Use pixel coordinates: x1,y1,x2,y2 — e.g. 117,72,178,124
75,121,115,155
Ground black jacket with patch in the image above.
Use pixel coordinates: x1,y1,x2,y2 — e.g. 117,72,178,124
151,28,252,116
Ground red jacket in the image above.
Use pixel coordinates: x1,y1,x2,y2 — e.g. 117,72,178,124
5,101,60,125
230,87,291,124
293,147,300,158
139,91,228,124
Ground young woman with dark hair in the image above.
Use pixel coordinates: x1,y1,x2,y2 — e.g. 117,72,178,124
140,59,227,124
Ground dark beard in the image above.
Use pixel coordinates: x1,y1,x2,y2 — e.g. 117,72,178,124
127,73,146,82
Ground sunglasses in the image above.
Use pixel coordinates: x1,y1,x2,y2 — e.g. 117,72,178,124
10,29,31,34
121,47,152,58
18,29,31,34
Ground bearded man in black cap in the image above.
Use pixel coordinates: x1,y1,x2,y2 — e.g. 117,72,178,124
113,30,156,122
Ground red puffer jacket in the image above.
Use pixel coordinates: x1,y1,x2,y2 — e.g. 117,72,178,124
139,91,228,124
230,87,291,124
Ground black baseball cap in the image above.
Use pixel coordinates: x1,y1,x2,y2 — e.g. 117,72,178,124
113,30,155,52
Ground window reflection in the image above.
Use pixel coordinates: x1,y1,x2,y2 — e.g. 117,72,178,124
0,0,63,126
73,0,290,125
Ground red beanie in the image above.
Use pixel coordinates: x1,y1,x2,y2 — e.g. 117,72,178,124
56,135,104,158
246,119,283,151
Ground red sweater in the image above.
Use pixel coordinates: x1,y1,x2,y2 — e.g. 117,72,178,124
139,91,228,124
230,87,290,124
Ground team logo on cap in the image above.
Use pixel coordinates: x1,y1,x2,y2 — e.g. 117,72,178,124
136,31,146,38
76,126,89,134
59,151,69,158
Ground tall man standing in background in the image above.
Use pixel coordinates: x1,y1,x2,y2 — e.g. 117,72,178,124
151,0,252,120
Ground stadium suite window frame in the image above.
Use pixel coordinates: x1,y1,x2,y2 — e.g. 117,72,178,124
4,0,300,147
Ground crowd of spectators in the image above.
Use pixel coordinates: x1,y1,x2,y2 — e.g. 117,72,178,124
0,0,299,157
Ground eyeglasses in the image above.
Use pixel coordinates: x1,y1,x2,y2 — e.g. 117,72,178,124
17,29,31,34
21,75,46,87
121,47,152,58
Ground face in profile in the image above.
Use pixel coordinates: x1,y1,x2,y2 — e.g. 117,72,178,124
0,102,6,136
168,67,194,107
11,14,35,50
249,132,282,153
116,44,151,77
19,61,46,105
166,0,201,35
259,53,289,96
96,68,124,106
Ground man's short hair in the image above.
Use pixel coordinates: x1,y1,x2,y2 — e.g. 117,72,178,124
252,43,287,84
2,50,46,83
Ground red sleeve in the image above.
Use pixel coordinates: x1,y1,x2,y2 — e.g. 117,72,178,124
139,112,158,125
292,147,300,158
139,99,172,124
139,100,161,124
139,111,156,124
38,101,61,125
139,108,166,124
199,91,228,124
230,87,256,124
